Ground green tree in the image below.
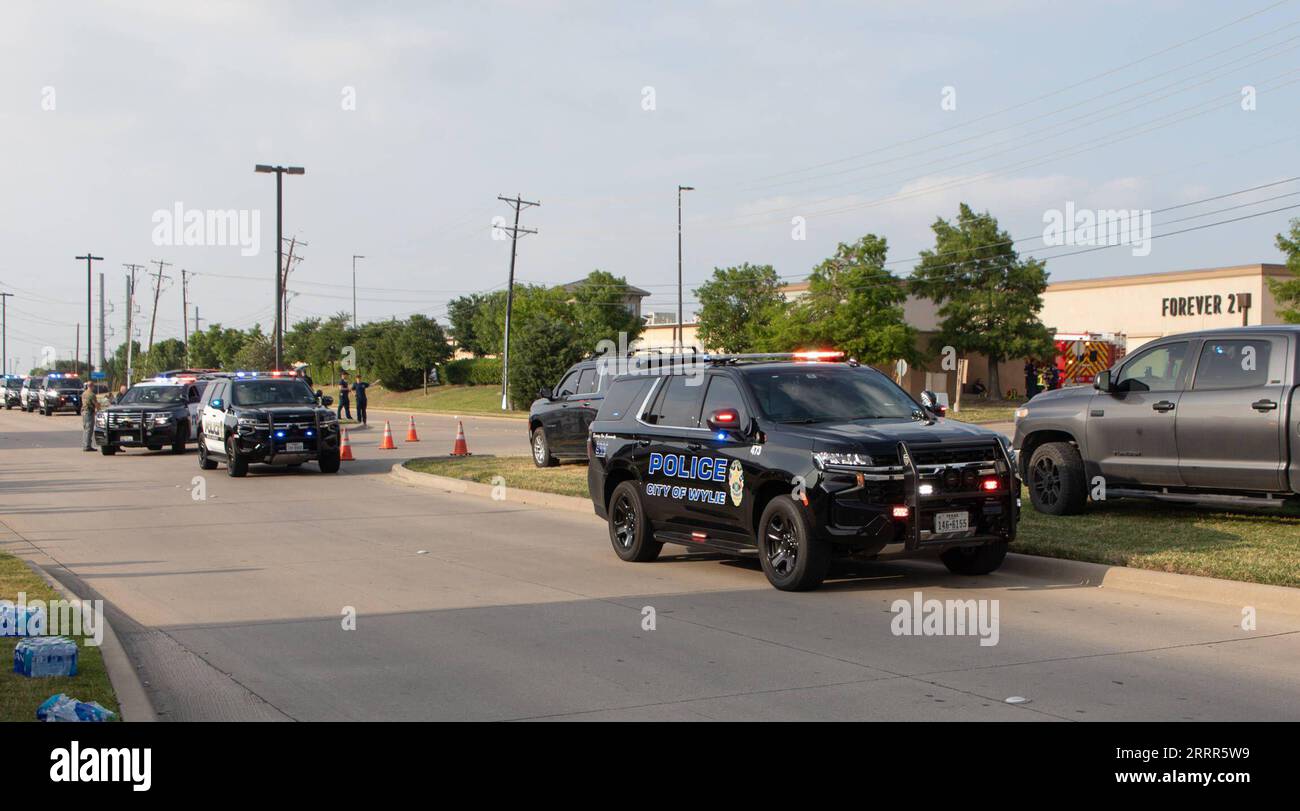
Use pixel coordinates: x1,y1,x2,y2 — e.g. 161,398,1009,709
771,235,918,366
447,293,491,356
568,270,644,353
400,314,453,393
509,310,583,411
1268,218,1300,322
136,338,187,379
232,327,275,371
188,325,250,369
910,204,1054,398
694,263,786,353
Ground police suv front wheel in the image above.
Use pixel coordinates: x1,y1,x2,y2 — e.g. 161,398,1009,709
225,437,248,477
757,496,831,591
318,450,340,474
608,481,661,562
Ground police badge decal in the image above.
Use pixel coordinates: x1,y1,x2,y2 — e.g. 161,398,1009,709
727,460,745,507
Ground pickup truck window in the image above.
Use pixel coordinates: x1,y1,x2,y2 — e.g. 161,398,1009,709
576,367,597,395
556,370,580,398
1115,342,1187,393
1193,339,1276,390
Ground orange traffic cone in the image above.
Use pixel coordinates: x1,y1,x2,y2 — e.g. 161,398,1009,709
450,420,471,456
405,415,420,442
339,428,355,461
378,420,396,450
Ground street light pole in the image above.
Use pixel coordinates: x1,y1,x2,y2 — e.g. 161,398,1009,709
352,255,364,329
676,185,694,351
75,254,103,375
254,164,305,369
0,292,12,379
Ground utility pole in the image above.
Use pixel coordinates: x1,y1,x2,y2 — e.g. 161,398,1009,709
351,255,364,329
496,194,540,411
98,272,106,371
180,269,190,365
0,292,12,379
676,185,694,351
75,253,103,376
193,306,203,334
123,264,144,387
281,236,305,346
75,324,80,374
146,259,171,353
254,164,305,369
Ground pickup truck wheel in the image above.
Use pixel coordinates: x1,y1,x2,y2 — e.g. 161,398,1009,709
758,496,831,591
531,427,558,468
608,481,661,562
941,540,1009,575
1027,441,1086,515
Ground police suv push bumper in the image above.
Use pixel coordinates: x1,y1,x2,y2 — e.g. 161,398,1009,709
95,410,183,447
815,438,1018,555
235,409,338,463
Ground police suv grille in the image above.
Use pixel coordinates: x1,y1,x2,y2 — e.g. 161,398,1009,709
107,411,144,428
910,445,998,467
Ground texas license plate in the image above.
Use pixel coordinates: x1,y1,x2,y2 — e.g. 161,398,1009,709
934,511,969,533
286,442,305,452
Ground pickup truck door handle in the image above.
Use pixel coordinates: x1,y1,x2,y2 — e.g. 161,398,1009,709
1252,399,1278,412
1152,400,1176,413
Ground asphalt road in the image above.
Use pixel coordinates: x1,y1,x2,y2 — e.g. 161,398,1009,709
2,407,1297,721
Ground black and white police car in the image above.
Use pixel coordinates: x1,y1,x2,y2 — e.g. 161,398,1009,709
587,351,1020,591
196,371,340,476
2,375,23,409
37,373,85,416
94,375,209,454
19,376,44,412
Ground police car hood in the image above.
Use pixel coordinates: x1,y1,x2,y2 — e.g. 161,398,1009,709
241,404,324,415
793,417,1003,453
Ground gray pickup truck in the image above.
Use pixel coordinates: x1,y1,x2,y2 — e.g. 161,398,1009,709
1014,325,1299,514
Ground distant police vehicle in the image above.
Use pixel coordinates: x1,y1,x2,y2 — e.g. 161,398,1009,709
587,352,1020,591
94,376,209,455
2,376,22,409
37,373,84,416
196,371,340,477
528,358,610,467
20,376,44,412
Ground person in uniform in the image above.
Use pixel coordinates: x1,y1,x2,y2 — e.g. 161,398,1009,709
352,375,369,426
81,380,98,452
337,372,352,420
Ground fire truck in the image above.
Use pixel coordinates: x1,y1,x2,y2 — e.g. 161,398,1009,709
1051,332,1126,386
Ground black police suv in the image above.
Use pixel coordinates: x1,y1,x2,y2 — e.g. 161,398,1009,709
95,377,208,454
528,358,609,467
2,376,22,409
37,373,84,416
20,376,44,411
196,372,340,477
587,353,1020,591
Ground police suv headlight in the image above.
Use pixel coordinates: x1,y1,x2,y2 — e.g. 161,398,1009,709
94,412,106,426
237,416,267,431
149,413,171,426
812,451,874,470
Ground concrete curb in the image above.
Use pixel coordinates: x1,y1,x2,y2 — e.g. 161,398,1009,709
1001,552,1300,616
389,461,594,515
367,407,526,423
391,463,1300,614
21,559,156,722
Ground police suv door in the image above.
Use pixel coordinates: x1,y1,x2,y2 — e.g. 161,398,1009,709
200,381,228,453
186,384,203,439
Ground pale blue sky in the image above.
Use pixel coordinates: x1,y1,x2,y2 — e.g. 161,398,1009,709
1,0,1297,367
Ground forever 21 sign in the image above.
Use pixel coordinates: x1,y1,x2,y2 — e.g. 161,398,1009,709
1161,292,1251,317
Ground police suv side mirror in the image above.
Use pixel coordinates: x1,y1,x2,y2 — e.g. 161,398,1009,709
1094,370,1112,392
321,395,334,407
706,408,742,432
537,387,553,401
920,390,946,417
210,398,223,409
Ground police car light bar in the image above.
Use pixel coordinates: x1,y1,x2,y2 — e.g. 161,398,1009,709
46,373,79,379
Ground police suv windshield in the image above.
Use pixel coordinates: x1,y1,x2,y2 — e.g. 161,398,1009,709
230,379,317,407
51,379,82,391
120,385,186,405
742,366,922,423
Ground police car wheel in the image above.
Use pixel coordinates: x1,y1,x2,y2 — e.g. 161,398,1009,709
757,496,831,591
940,541,1009,575
608,481,661,562
1027,442,1086,515
318,451,340,473
198,441,217,470
99,445,118,456
531,427,557,468
226,437,248,477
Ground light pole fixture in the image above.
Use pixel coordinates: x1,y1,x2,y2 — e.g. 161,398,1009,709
352,255,364,329
75,254,103,375
255,164,305,369
676,185,694,351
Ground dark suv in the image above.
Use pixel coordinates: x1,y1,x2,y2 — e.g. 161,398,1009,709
587,353,1020,591
528,359,609,467
95,377,207,454
196,372,340,476
38,374,84,415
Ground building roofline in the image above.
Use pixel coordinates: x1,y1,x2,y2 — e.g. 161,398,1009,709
1046,263,1288,292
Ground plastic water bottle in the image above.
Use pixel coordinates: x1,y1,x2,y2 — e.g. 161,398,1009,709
13,636,79,677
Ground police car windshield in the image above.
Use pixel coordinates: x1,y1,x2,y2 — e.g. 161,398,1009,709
742,366,922,423
231,379,316,406
120,385,185,404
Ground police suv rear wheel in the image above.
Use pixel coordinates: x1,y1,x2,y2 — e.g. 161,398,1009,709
940,541,1009,575
531,427,557,468
758,496,831,591
608,481,661,562
198,440,217,470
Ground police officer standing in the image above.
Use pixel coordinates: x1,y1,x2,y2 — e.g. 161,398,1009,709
337,372,352,420
352,375,369,426
81,380,98,452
